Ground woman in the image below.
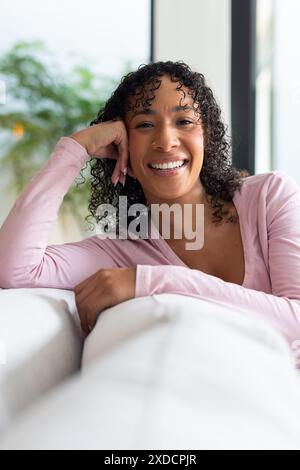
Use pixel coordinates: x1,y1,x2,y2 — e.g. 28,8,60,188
0,60,300,366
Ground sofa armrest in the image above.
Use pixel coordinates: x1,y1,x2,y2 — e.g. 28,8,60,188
0,288,83,431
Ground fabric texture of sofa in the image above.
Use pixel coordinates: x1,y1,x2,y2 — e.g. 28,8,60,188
1,288,300,449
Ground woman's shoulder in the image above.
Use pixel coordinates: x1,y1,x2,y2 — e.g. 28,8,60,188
238,169,291,185
236,169,300,203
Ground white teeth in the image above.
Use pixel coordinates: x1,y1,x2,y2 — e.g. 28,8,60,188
150,160,185,170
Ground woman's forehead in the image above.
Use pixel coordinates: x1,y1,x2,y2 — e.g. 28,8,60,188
126,91,196,117
124,76,200,123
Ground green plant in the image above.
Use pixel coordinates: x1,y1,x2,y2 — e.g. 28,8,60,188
0,39,133,233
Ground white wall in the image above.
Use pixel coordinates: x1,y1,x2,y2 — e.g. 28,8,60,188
273,0,300,183
0,0,151,79
153,0,231,131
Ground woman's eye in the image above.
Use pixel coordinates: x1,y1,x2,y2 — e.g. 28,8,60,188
136,120,193,128
137,122,153,128
178,120,193,126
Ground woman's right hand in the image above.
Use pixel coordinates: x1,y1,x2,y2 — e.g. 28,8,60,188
69,119,134,186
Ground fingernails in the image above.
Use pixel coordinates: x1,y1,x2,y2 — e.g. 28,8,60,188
114,176,119,187
123,167,127,176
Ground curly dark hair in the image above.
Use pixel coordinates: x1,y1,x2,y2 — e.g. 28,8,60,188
79,60,250,232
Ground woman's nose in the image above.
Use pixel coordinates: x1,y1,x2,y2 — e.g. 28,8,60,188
151,126,180,152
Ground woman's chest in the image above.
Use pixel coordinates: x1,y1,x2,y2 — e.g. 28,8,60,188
166,218,246,286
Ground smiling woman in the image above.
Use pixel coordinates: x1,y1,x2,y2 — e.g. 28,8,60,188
85,61,249,233
124,75,206,211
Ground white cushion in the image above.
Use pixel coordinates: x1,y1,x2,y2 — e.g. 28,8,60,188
0,288,83,431
1,293,300,450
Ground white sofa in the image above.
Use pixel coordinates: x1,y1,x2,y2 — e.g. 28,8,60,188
0,288,83,431
1,288,300,450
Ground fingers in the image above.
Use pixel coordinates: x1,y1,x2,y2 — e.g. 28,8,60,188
75,290,98,334
74,278,96,334
111,158,121,186
114,122,129,183
119,139,128,175
111,164,135,185
76,301,96,335
76,303,89,334
112,121,136,184
80,316,89,335
77,303,100,335
75,284,96,307
86,310,100,332
116,139,128,186
111,156,127,187
74,291,87,334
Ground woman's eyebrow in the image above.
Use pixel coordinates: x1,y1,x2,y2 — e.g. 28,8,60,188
131,105,195,119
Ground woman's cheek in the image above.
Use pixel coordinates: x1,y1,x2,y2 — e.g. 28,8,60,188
128,136,146,172
128,132,140,158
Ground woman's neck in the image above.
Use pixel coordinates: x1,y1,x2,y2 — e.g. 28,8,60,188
146,185,214,242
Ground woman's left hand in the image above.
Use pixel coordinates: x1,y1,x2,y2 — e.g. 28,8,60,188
74,267,136,334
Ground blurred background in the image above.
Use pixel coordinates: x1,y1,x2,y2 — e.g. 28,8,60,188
0,0,299,244
0,0,151,243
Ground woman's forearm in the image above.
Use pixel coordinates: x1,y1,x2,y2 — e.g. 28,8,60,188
0,137,89,288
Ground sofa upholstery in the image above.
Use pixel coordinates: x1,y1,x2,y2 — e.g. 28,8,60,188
0,288,83,431
1,290,300,449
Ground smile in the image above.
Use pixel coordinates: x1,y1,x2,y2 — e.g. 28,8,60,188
147,160,189,176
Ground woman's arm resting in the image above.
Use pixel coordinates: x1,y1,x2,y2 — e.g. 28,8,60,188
0,137,116,289
135,263,300,357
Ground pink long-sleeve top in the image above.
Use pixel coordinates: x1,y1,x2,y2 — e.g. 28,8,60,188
1,137,300,365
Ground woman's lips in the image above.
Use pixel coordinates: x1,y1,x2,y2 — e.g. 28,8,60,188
147,160,189,176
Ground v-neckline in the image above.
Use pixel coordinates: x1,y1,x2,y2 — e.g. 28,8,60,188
148,190,249,288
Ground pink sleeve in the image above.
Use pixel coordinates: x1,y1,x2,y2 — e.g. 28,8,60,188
0,137,117,290
135,171,300,365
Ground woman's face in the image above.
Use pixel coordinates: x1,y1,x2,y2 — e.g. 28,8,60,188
124,75,205,203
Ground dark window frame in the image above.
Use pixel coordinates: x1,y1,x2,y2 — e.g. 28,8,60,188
231,0,257,174
150,0,155,62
